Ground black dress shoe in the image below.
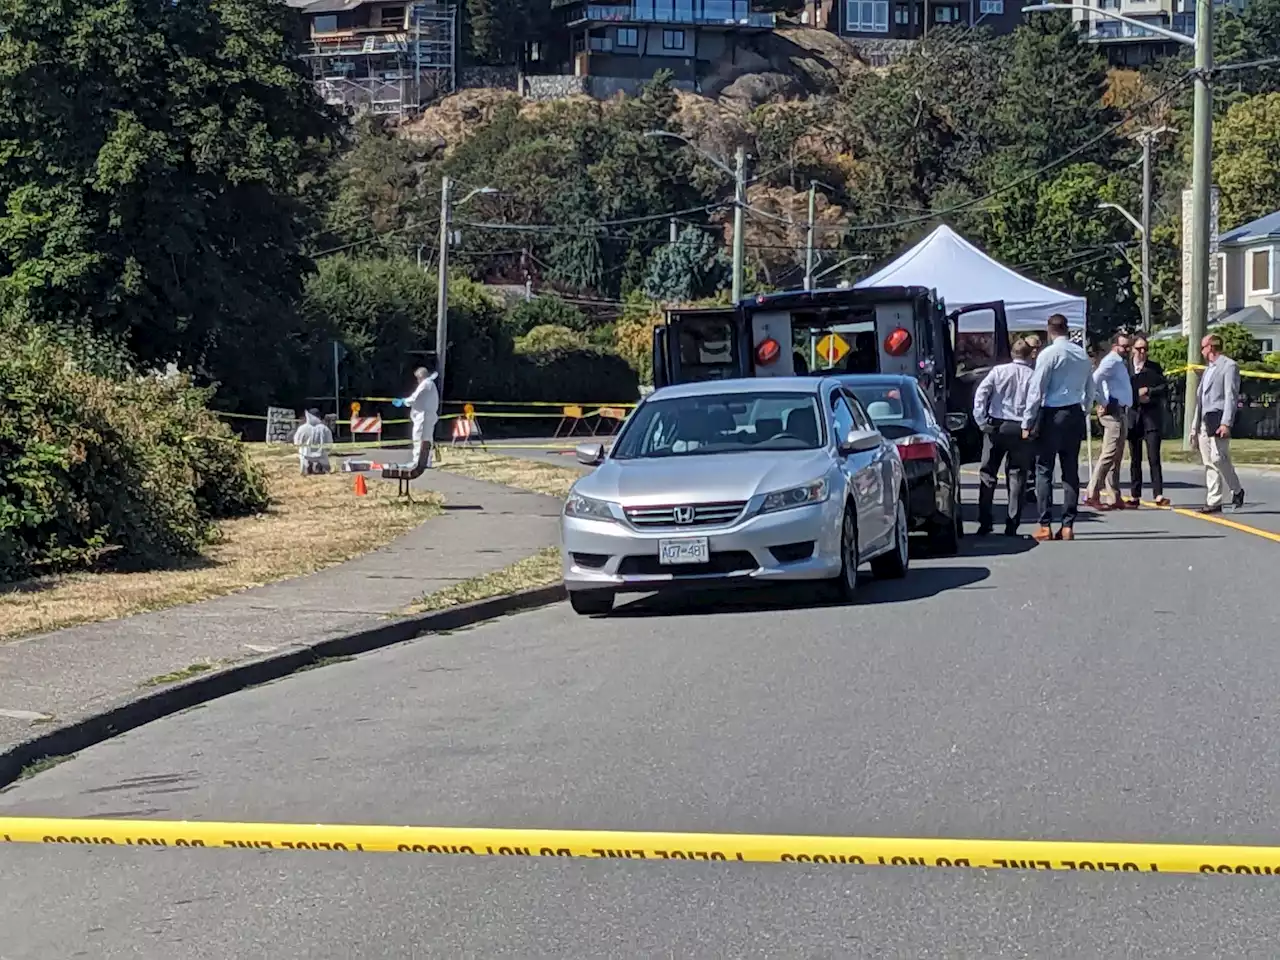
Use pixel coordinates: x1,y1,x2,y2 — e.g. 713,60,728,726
1003,523,1019,537
976,524,993,536
1198,504,1223,514
1232,488,1246,510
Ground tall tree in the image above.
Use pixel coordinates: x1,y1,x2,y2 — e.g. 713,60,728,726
468,0,522,65
987,14,1119,178
1213,93,1280,228
0,0,338,407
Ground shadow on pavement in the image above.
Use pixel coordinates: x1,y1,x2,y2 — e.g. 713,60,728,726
610,565,991,618
957,534,1038,557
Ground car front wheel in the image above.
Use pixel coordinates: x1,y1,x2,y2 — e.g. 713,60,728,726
827,504,861,603
871,496,910,579
568,590,614,616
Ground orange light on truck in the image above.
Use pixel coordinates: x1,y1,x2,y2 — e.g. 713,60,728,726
755,337,781,365
884,327,912,356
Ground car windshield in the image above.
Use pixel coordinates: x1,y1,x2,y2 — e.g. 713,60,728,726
611,391,825,460
843,381,922,439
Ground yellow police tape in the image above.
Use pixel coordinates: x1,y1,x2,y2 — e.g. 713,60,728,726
1168,363,1280,381
359,397,637,408
4,818,1280,873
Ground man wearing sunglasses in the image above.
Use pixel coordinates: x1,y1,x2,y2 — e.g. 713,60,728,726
1125,336,1169,507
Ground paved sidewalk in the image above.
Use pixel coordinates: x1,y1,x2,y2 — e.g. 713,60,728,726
0,470,561,754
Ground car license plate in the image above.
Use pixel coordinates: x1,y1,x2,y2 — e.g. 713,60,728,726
658,537,710,566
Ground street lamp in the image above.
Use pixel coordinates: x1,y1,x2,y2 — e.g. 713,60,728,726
435,181,497,395
1096,200,1154,328
804,179,841,291
1022,3,1208,448
645,130,748,302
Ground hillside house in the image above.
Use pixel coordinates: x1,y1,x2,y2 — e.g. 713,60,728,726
288,0,457,116
834,0,1021,42
1070,0,1248,67
543,0,776,90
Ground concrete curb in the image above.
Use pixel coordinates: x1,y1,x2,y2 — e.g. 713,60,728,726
0,584,566,790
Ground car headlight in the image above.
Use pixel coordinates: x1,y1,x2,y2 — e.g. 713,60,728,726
564,492,617,522
760,478,829,514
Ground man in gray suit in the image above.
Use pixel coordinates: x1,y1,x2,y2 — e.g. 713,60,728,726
1189,333,1245,513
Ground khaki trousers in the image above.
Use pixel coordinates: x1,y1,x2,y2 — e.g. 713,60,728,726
1086,412,1128,500
1198,431,1242,507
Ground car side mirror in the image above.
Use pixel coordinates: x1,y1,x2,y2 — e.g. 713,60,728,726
945,412,968,432
575,442,606,466
838,429,882,456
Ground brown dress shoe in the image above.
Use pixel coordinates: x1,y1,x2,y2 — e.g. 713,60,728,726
1056,527,1075,541
1032,525,1053,542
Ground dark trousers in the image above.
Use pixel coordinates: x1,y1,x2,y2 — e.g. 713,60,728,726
978,420,1031,529
1034,405,1086,528
1128,414,1164,499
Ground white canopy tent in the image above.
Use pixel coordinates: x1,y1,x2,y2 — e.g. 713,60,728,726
855,225,1087,333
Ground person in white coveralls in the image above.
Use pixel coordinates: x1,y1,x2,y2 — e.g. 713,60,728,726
393,365,440,466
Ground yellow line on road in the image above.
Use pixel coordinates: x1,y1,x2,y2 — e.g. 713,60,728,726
962,469,1279,545
5,816,1280,874
1144,501,1280,544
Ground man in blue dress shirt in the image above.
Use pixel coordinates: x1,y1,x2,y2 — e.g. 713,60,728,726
1021,315,1096,541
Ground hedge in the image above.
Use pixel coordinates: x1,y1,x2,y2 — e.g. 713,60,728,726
0,320,268,583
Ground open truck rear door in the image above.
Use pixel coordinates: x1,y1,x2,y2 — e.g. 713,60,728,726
660,306,748,384
946,300,1011,463
651,325,670,390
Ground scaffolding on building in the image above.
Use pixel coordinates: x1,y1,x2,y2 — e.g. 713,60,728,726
301,2,456,119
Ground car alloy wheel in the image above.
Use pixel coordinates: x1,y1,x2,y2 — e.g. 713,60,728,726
896,499,909,567
871,497,910,580
830,504,860,602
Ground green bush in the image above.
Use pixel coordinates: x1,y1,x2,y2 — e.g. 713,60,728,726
301,257,511,401
515,324,589,353
0,319,268,582
508,345,640,405
505,295,588,336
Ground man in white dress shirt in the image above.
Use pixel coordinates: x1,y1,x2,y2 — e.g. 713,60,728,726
973,337,1036,536
1084,332,1133,510
1022,315,1097,541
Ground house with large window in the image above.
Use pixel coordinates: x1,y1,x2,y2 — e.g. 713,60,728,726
1212,209,1280,354
834,0,1021,42
545,0,776,91
1071,0,1247,67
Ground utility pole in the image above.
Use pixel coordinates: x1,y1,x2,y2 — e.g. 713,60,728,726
1139,132,1154,331
1127,125,1169,330
1184,0,1213,450
435,174,452,395
731,145,746,303
804,181,817,292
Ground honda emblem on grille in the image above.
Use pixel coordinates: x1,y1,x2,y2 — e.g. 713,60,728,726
673,506,696,525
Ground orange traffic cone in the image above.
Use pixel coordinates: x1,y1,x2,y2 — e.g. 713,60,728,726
353,473,368,497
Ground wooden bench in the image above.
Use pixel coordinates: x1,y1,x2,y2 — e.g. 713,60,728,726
380,442,432,502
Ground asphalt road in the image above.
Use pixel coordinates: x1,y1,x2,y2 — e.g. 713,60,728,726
3,473,1280,957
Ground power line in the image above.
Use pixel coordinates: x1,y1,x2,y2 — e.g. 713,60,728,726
457,202,729,234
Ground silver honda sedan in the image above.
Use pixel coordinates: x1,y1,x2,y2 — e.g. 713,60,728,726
560,377,910,615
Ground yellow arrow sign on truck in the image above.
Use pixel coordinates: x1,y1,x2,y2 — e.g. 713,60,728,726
815,333,850,367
